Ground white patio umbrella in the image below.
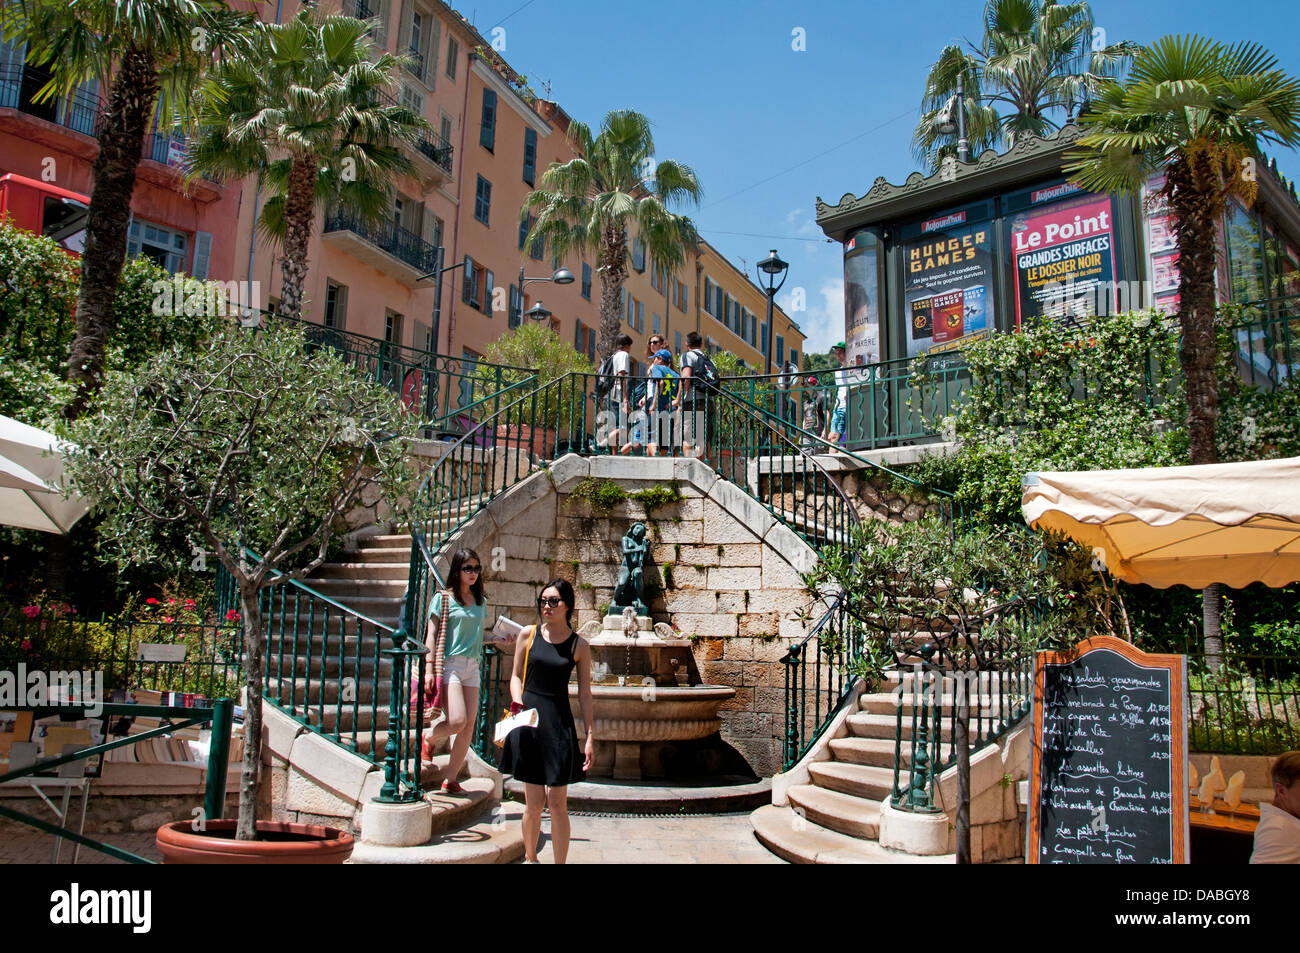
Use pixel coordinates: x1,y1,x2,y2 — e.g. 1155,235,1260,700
0,414,92,534
1021,456,1300,589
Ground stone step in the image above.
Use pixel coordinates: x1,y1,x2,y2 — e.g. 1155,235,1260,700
265,676,388,706
312,562,412,581
857,693,1006,716
262,655,394,679
262,633,393,654
351,798,525,865
809,760,907,801
750,804,951,865
787,784,880,840
347,546,413,564
301,578,409,599
846,712,955,742
357,534,414,549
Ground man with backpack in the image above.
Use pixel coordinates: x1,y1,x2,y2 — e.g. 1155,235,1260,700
679,331,718,459
595,335,634,453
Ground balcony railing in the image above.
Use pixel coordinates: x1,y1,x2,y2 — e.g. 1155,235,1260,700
0,64,102,138
405,48,425,82
370,88,453,174
322,211,439,274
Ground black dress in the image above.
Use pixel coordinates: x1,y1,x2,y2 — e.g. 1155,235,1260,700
499,629,586,786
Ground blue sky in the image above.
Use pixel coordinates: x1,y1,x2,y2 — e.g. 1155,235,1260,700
460,0,1300,355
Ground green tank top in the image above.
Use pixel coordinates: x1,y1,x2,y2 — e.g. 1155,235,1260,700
429,590,487,660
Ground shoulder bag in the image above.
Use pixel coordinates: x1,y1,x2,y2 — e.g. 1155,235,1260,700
494,626,539,745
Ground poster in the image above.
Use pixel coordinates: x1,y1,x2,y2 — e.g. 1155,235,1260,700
1011,193,1117,325
902,216,996,357
1143,173,1181,314
844,242,880,365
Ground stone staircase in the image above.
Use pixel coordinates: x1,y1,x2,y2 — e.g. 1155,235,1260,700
263,531,524,863
752,667,1027,863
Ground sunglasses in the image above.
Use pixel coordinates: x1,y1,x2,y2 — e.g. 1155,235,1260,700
538,596,563,607
461,565,481,574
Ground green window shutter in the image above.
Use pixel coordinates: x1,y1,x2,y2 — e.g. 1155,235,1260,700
480,89,497,151
484,269,494,314
523,128,537,186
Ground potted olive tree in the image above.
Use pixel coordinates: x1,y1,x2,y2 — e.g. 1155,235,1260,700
65,323,414,861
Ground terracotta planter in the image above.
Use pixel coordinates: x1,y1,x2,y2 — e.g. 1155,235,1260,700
493,423,557,456
155,819,354,865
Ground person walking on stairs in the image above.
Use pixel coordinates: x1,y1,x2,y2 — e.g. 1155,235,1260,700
499,579,595,863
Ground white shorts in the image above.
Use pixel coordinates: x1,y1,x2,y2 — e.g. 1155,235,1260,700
445,655,481,689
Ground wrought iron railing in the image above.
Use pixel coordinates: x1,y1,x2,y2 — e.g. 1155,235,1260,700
0,63,102,137
323,211,440,274
0,700,233,864
726,305,1300,452
1185,649,1300,755
371,87,454,173
261,310,536,437
0,614,242,700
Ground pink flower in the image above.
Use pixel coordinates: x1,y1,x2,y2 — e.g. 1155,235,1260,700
146,598,159,606
183,600,196,608
21,605,39,619
20,639,32,651
167,598,177,605
161,616,175,623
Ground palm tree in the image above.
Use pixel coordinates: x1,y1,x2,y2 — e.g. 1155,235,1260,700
0,0,258,418
187,10,430,321
1065,34,1300,665
913,0,1138,172
522,109,701,361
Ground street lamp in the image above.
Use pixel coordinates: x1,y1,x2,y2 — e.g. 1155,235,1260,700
524,301,552,323
518,267,573,327
757,248,788,375
935,72,970,164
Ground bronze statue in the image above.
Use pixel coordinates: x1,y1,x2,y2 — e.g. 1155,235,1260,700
610,521,649,616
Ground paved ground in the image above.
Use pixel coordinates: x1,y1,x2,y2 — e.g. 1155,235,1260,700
0,812,782,865
529,811,784,864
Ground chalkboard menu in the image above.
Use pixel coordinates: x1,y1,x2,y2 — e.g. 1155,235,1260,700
1027,636,1188,864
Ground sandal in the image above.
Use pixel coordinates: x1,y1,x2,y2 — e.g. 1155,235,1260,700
441,779,464,795
420,733,435,763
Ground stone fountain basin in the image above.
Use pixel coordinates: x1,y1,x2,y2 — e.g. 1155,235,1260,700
569,684,736,742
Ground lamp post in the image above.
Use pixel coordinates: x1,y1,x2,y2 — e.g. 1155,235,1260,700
519,266,574,326
757,249,788,376
936,72,970,164
523,301,552,323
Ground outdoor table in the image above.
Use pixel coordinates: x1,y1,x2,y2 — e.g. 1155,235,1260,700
1188,795,1259,864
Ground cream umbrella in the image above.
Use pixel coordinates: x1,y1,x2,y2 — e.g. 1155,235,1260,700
1022,456,1300,589
0,415,92,534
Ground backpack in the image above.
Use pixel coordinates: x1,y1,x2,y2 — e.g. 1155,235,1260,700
657,366,680,402
687,349,720,392
594,353,619,400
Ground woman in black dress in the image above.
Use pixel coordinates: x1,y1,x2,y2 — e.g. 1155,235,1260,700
499,579,594,863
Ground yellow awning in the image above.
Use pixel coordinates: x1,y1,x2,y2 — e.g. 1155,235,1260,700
1021,456,1300,589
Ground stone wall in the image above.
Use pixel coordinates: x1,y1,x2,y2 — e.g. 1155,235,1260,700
435,454,819,778
830,469,948,525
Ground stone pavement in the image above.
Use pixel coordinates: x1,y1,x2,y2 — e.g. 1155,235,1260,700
529,811,785,864
0,813,782,864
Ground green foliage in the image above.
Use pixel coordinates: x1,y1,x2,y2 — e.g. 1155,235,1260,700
628,481,684,513
913,0,1139,172
908,311,1187,523
62,323,417,584
567,478,627,515
0,223,221,425
472,323,592,427
802,352,837,374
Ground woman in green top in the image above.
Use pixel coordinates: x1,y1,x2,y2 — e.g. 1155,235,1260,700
421,548,489,794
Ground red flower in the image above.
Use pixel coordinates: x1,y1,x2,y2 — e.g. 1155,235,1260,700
162,616,175,623
146,598,160,605
225,610,241,622
21,605,39,619
167,598,177,605
184,600,196,608
20,639,32,651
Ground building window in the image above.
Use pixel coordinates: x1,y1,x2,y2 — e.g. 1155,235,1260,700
508,284,523,328
789,348,799,370
631,236,646,272
484,269,494,315
385,309,404,346
530,231,544,261
324,281,347,330
462,255,482,308
474,175,491,225
761,322,770,355
459,348,479,407
523,128,537,186
702,277,718,318
518,214,531,252
127,219,187,274
776,335,785,366
581,262,592,300
677,279,687,312
653,313,661,335
446,37,459,80
401,84,423,114
479,88,496,151
636,299,644,333
439,114,453,146
675,331,682,354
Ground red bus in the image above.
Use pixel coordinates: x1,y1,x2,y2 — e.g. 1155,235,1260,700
0,173,89,255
